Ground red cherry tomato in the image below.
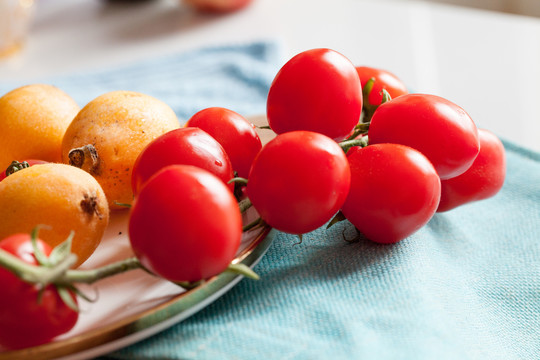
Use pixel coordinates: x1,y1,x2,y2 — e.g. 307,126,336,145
131,127,234,195
0,234,78,349
0,159,47,182
183,0,253,13
129,165,242,283
437,129,506,212
247,131,350,234
266,48,363,141
185,107,262,178
368,94,480,180
341,144,441,244
356,66,408,105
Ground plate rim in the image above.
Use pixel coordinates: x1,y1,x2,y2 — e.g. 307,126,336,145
0,226,275,360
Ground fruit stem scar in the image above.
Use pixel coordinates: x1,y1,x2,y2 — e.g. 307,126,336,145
69,145,100,175
80,193,102,219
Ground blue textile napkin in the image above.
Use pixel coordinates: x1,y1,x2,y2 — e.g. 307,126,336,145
0,41,281,123
3,42,539,360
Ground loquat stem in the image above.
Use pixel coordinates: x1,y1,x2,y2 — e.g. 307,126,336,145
68,144,101,174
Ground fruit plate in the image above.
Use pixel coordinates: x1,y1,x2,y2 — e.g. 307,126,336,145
0,205,274,360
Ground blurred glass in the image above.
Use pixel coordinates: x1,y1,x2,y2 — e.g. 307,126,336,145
0,0,34,58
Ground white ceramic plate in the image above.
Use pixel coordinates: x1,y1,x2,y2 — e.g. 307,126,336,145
0,206,274,360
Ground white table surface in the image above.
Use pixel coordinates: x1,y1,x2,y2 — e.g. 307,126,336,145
1,0,539,152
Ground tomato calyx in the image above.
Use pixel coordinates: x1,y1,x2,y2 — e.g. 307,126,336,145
326,210,347,229
326,212,369,244
5,160,31,177
0,227,142,310
346,78,393,141
361,77,393,123
0,227,81,310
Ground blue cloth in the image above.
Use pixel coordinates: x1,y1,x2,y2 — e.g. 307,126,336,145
3,42,539,360
0,41,281,123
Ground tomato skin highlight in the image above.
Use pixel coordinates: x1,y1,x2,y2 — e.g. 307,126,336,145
266,48,362,141
247,131,351,235
368,94,480,180
341,144,441,244
128,165,242,283
131,127,234,195
0,234,78,350
185,107,262,178
356,66,408,105
437,129,506,212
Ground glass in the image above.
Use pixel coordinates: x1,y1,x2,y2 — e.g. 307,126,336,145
0,0,34,58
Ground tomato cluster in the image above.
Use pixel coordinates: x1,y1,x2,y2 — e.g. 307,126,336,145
0,47,507,350
260,48,505,243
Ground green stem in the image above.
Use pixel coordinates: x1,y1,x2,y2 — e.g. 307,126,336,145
38,254,78,286
114,201,132,208
346,122,371,140
0,222,262,291
226,263,260,280
58,257,144,285
228,177,249,186
242,217,263,232
0,248,47,283
339,136,369,153
0,247,142,287
360,78,393,124
239,198,252,213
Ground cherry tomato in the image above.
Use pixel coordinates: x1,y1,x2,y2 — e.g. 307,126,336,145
131,127,234,195
356,66,408,105
185,107,262,178
0,159,47,182
0,234,78,349
437,129,506,212
129,165,242,283
247,131,350,235
341,144,441,244
266,48,363,141
368,94,480,180
183,0,252,13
